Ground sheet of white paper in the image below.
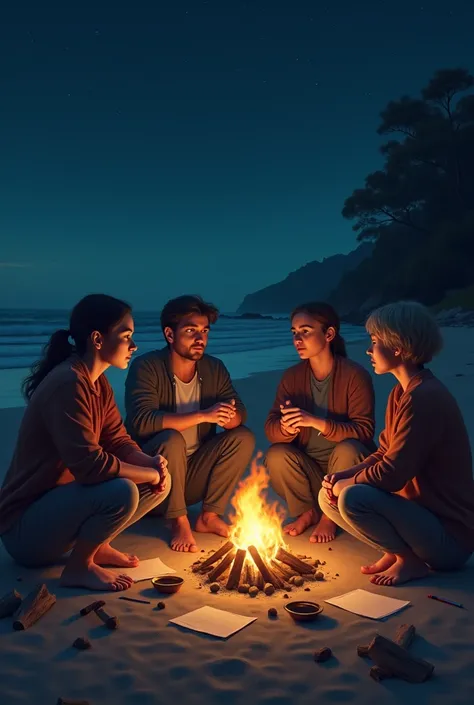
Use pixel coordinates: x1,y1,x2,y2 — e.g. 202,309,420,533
325,589,410,620
110,557,176,582
169,606,257,639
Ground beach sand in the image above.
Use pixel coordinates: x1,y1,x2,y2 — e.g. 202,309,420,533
1,329,474,705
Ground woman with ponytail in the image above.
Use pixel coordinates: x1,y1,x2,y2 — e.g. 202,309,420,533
264,302,375,543
0,294,171,592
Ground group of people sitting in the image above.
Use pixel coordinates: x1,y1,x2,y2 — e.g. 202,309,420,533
1,293,473,593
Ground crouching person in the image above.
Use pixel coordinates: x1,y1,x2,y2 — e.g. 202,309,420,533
0,295,170,592
265,302,375,543
125,295,255,553
320,301,474,586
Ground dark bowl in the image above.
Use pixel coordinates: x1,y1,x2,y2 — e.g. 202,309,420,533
151,576,184,594
284,601,323,622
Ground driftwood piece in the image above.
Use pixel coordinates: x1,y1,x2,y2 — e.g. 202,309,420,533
370,624,417,680
248,545,284,589
226,549,247,590
0,589,22,619
95,607,119,630
196,541,234,572
80,599,105,617
207,549,236,583
12,584,56,631
358,623,417,679
367,634,434,683
275,547,315,574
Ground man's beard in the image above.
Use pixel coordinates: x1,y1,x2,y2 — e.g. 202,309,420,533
183,346,205,360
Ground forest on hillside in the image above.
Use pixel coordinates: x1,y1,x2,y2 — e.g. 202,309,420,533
329,68,474,318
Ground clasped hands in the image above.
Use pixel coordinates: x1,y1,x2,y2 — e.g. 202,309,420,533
203,399,236,427
279,399,324,436
322,469,356,506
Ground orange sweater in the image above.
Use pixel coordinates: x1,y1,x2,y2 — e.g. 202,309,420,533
0,356,140,535
265,356,375,448
355,370,474,551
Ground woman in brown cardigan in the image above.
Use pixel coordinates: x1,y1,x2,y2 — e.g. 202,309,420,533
320,301,474,586
264,302,375,543
0,294,170,592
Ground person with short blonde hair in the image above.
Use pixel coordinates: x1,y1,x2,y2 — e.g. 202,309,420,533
319,301,474,586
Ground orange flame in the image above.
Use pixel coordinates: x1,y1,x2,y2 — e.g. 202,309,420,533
229,454,287,562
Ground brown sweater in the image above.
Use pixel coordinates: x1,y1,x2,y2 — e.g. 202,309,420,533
265,356,375,448
355,369,474,551
0,356,140,535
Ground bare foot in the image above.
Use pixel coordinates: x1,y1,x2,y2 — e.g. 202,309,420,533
195,511,230,538
60,562,134,591
170,516,199,553
95,543,140,568
370,554,430,586
361,552,396,575
309,515,337,543
283,508,318,537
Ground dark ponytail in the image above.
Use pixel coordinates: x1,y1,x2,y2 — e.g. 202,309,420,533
291,301,347,358
22,293,131,401
22,330,73,401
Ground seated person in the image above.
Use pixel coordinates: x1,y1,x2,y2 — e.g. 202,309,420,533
125,295,255,553
320,301,474,586
0,294,170,592
264,302,375,543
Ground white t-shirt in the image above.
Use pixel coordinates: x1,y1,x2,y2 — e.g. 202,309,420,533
174,373,201,457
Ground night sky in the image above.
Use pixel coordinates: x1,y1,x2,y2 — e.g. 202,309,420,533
1,1,473,311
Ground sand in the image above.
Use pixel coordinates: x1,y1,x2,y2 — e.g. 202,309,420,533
1,329,474,705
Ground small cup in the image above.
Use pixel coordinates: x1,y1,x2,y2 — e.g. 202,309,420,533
151,576,184,594
284,601,323,622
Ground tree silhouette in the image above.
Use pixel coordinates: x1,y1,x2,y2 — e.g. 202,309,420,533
342,68,474,241
330,68,474,316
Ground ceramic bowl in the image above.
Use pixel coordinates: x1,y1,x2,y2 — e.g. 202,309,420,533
151,576,184,594
284,601,323,622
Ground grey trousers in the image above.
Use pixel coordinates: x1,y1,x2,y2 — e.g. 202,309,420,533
142,426,255,519
318,484,472,570
265,439,370,517
1,476,171,568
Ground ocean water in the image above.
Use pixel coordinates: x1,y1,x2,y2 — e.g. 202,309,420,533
0,309,366,409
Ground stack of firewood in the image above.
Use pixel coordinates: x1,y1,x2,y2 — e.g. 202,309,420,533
192,541,324,593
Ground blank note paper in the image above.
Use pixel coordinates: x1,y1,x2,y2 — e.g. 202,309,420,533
325,589,410,620
110,558,176,582
169,606,257,639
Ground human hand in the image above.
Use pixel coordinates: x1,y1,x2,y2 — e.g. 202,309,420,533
332,477,354,498
280,405,316,430
322,467,358,490
279,408,299,435
204,400,236,426
150,454,168,493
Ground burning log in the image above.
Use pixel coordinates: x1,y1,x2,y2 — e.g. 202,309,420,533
248,546,284,589
367,634,434,683
244,562,257,587
12,584,56,631
207,549,236,583
226,549,247,590
0,590,22,619
194,541,234,572
270,559,296,582
275,547,315,575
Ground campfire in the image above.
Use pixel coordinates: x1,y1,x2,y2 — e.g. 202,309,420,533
192,456,323,595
